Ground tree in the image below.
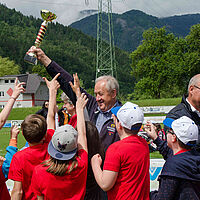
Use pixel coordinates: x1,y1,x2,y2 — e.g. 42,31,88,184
32,64,51,80
0,56,20,76
130,27,178,99
184,24,200,80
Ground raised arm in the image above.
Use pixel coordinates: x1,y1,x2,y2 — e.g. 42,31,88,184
76,93,88,152
28,46,77,105
0,78,25,129
43,73,60,130
2,125,19,179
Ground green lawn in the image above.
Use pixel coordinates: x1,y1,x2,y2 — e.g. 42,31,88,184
150,151,163,159
128,97,181,107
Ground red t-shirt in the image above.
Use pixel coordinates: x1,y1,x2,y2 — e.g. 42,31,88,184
8,129,54,200
103,135,150,200
31,149,88,200
68,114,77,128
0,166,10,200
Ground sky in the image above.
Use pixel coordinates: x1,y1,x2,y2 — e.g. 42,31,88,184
0,0,200,26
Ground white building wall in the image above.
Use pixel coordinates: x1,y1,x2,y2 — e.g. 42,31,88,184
20,94,33,108
0,79,16,108
0,78,48,108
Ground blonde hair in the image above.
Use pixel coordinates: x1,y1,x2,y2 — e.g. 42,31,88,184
42,156,78,176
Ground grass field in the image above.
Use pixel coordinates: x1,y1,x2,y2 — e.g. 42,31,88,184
129,97,181,107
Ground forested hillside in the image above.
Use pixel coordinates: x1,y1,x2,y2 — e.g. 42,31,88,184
71,10,200,52
0,4,133,95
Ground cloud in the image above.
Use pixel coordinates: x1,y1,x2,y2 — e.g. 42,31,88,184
0,0,200,25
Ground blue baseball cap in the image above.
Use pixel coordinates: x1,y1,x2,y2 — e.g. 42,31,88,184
163,118,175,128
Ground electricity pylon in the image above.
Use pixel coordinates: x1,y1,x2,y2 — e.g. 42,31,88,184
96,0,117,79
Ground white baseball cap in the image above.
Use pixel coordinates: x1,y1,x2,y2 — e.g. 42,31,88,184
48,124,78,160
163,116,198,146
111,102,144,130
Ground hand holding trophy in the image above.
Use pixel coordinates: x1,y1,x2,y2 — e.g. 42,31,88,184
24,10,57,65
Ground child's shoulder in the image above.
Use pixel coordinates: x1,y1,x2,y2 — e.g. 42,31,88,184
14,146,31,159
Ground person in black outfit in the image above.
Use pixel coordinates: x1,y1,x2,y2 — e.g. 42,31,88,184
84,121,105,200
166,74,200,143
145,116,200,200
36,101,49,119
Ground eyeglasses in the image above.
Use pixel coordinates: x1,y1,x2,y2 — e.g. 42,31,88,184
194,85,200,90
166,129,175,135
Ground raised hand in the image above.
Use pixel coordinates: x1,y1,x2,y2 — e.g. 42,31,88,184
43,73,60,92
70,73,81,98
76,93,88,111
144,121,158,141
10,125,20,140
27,46,51,67
11,78,26,100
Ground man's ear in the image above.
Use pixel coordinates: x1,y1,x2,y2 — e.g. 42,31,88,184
172,134,177,143
111,89,117,99
188,85,194,96
118,121,123,130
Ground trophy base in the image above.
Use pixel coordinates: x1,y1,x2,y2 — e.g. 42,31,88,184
24,53,37,65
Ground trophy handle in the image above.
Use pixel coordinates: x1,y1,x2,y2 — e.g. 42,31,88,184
35,21,48,47
24,10,56,65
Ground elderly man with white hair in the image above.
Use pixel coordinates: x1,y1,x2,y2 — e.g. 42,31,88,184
28,46,121,150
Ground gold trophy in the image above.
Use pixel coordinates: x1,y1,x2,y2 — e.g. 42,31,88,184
24,10,57,65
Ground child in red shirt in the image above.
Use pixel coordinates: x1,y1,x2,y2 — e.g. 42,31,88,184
8,74,60,200
31,86,89,199
91,102,150,200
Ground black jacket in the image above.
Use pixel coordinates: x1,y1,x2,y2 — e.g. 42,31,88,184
150,137,200,200
166,94,200,143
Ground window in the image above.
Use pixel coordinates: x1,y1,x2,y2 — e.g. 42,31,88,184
0,92,4,96
11,80,15,83
5,80,9,83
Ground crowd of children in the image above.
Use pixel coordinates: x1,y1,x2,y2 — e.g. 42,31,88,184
0,71,200,200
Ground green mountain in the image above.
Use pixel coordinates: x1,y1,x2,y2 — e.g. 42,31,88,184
70,10,200,52
0,4,133,95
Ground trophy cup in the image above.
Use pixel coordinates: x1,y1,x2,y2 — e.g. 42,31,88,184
24,10,57,65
